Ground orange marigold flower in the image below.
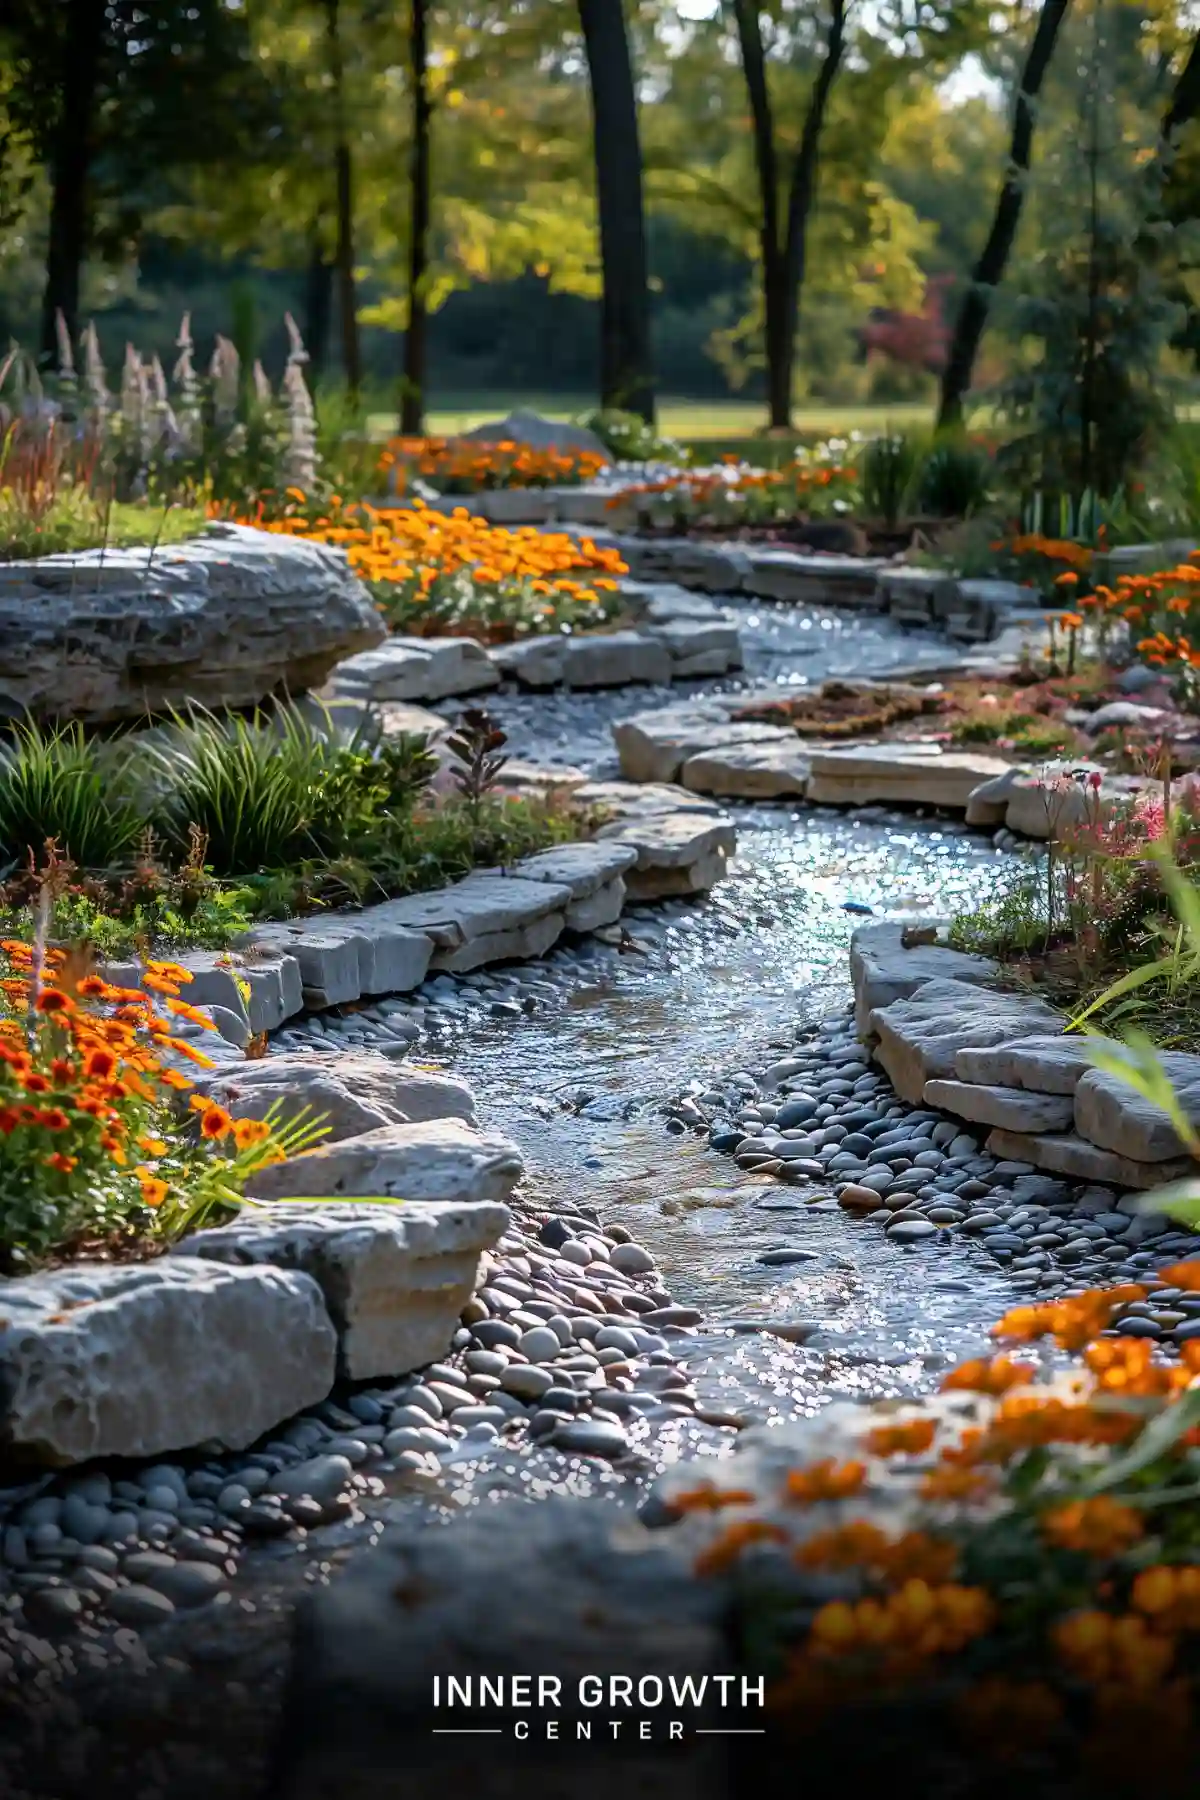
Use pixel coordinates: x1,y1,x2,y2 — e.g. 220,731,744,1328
785,1459,868,1504
1041,1497,1144,1556
45,1152,78,1174
82,1047,118,1080
198,1103,233,1140
232,1116,272,1150
919,1467,994,1502
35,1108,71,1130
694,1519,789,1578
1158,1260,1200,1291
19,1072,51,1094
864,1418,937,1457
34,987,73,1014
941,1355,1036,1395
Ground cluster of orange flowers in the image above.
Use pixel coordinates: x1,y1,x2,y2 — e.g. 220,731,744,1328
227,495,626,641
611,458,856,520
0,940,274,1245
380,437,608,494
679,1256,1200,1733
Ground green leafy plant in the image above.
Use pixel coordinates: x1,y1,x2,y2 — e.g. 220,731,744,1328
573,407,685,464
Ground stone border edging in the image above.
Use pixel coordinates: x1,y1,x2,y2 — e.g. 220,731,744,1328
852,921,1198,1190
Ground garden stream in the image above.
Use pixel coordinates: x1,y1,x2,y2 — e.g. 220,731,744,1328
2,593,1049,1795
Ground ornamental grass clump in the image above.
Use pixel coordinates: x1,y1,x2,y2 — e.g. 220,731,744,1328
0,934,320,1271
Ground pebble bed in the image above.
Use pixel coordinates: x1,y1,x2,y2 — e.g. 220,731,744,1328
677,1007,1200,1339
0,1206,724,1678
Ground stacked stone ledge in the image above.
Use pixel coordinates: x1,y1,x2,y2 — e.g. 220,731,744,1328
852,922,1200,1192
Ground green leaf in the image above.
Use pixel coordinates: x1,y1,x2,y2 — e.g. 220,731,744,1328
1083,1389,1200,1493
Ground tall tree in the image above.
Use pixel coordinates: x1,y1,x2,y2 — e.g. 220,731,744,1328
730,0,847,430
325,0,362,396
0,0,261,363
400,0,432,433
577,0,654,422
937,0,1072,427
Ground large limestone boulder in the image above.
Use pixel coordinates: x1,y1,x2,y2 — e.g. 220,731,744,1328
493,630,674,690
868,979,1063,1104
849,923,997,1033
245,1118,524,1206
923,1078,1074,1134
193,1053,477,1142
0,1259,337,1466
513,840,637,930
0,522,386,724
181,1199,508,1381
614,702,787,784
271,1495,725,1800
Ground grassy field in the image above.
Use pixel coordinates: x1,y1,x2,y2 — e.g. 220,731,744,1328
369,395,939,443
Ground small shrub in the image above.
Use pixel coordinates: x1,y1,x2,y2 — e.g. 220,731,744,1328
573,408,684,464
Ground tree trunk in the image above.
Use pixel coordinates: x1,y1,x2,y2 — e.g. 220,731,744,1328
1161,31,1200,155
578,0,654,423
303,227,335,381
38,0,107,364
778,0,846,429
730,0,845,431
325,0,361,398
400,0,431,435
730,0,785,427
937,0,1071,428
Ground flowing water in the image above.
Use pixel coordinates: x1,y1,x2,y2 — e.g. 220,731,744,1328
440,804,1024,1425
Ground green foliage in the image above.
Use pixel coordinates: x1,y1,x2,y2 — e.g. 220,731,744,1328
574,407,685,463
0,722,142,872
0,492,207,561
915,435,992,517
858,430,923,525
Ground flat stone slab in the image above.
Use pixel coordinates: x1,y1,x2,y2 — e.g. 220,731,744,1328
331,637,500,703
742,549,885,606
620,581,723,625
493,630,674,690
849,922,997,1033
513,840,638,899
597,809,736,898
679,736,811,798
614,703,787,783
180,1199,508,1382
246,1118,525,1206
985,1128,1193,1190
194,1053,477,1142
244,915,435,1008
0,1259,336,1466
575,779,725,818
806,745,1011,811
1074,1052,1200,1162
869,979,1064,1105
953,1033,1098,1094
378,701,450,740
924,1078,1075,1133
0,523,386,726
